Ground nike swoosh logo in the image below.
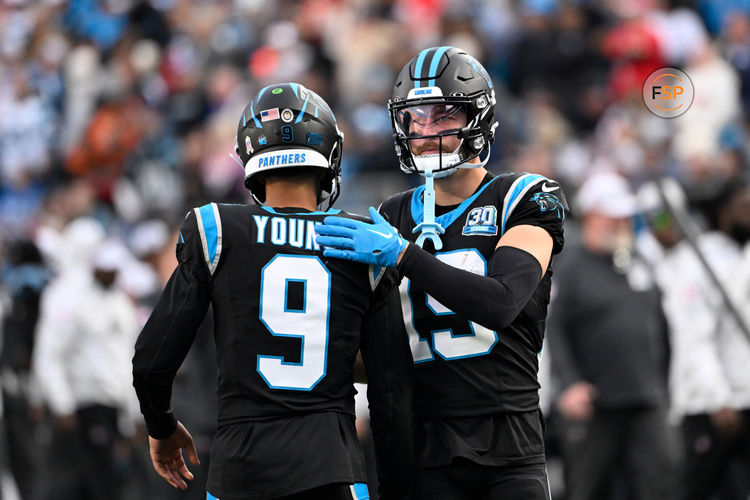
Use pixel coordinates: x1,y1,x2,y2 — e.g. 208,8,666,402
366,228,394,239
541,182,559,192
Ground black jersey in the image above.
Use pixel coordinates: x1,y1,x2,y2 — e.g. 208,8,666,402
133,203,412,498
380,172,566,419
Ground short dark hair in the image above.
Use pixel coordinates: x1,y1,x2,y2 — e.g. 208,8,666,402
260,166,321,183
258,166,325,203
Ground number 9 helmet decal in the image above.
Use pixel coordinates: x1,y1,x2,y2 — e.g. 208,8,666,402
388,47,498,178
236,83,344,209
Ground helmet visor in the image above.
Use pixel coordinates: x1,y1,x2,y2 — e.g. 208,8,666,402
394,103,467,157
395,103,467,137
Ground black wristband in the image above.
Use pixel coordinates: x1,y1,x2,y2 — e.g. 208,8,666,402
144,411,178,440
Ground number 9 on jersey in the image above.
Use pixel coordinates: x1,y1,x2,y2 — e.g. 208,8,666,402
257,255,331,390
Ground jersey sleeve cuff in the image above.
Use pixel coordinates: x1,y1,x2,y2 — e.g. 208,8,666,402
396,241,421,276
145,412,178,440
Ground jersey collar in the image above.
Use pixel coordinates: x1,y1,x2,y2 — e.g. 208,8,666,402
410,175,500,229
261,206,342,215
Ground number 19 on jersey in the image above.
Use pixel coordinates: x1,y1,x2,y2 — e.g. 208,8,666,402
400,249,498,363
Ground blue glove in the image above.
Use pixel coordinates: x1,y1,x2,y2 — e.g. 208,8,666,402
315,207,409,268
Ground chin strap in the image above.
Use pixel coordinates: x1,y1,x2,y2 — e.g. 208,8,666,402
414,165,445,250
409,131,495,249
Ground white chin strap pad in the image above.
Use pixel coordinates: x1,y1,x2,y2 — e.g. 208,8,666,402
411,148,491,178
412,152,461,175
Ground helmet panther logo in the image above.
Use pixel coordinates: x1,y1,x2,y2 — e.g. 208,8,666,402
466,57,493,88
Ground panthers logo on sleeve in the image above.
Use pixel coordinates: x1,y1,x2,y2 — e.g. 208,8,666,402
530,192,565,221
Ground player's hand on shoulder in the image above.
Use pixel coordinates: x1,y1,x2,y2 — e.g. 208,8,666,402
315,207,408,268
148,421,200,490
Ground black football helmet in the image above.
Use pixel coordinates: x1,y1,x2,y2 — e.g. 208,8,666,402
388,46,497,177
235,82,343,208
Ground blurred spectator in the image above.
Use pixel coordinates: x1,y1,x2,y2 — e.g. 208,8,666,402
601,12,664,102
508,3,609,131
649,7,707,67
699,0,750,36
0,239,49,500
0,68,56,188
547,172,678,500
674,38,741,166
66,94,157,203
637,178,750,500
32,231,140,500
120,219,170,304
719,11,750,121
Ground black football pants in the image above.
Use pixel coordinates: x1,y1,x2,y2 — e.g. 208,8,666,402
560,407,679,500
276,483,367,500
681,410,750,500
413,458,550,500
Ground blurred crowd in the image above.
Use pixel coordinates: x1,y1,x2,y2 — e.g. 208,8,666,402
1,0,750,499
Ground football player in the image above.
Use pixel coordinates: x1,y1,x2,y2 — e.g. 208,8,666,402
133,83,413,500
316,47,567,499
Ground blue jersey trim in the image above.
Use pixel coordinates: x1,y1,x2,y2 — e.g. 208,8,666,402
500,173,546,235
206,492,218,500
410,176,500,230
404,279,435,364
198,204,218,264
289,82,299,97
352,483,370,499
427,46,451,87
260,207,341,216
